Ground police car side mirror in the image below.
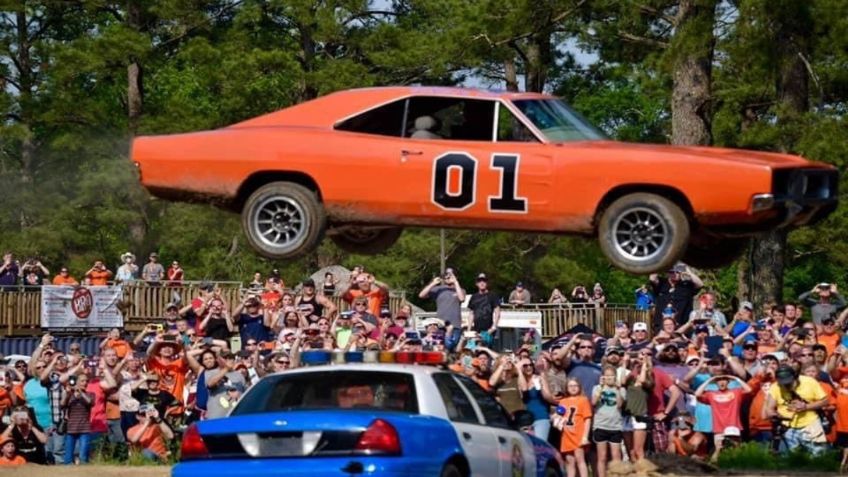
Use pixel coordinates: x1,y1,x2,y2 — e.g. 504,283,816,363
511,409,535,432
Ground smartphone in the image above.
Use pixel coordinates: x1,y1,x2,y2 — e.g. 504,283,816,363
405,331,421,341
463,331,478,338
86,358,99,369
162,334,178,342
705,336,724,358
202,337,214,346
155,324,164,333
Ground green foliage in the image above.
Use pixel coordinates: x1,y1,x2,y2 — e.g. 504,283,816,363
716,442,840,472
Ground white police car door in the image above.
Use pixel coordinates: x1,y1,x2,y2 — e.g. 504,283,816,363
432,373,502,477
454,375,536,477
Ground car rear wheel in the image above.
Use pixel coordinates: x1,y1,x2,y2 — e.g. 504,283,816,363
598,193,690,274
684,236,749,269
440,463,464,477
330,227,403,254
242,182,326,259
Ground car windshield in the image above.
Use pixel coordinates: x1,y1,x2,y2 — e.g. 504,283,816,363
231,371,419,415
512,99,607,142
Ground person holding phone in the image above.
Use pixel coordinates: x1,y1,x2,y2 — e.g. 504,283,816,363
0,407,48,464
418,267,465,330
85,260,113,286
799,282,847,326
591,367,625,477
127,404,173,461
60,373,94,464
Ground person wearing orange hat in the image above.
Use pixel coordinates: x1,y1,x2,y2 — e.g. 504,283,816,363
0,436,26,466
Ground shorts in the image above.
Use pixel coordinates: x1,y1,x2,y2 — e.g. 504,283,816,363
836,432,848,448
622,416,648,432
593,428,623,444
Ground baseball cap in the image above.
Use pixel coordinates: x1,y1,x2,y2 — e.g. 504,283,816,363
476,273,488,282
199,281,214,292
605,346,624,356
822,316,836,325
669,263,686,273
516,281,524,287
632,322,648,332
662,307,676,317
165,303,179,311
302,278,315,288
739,301,754,311
775,365,797,386
685,356,700,365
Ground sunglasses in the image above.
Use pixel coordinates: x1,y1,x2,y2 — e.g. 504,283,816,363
354,303,368,307
578,345,593,349
800,353,813,357
275,360,290,365
687,361,700,366
246,342,257,346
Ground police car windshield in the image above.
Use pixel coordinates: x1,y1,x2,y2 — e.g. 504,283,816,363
512,99,607,142
231,371,419,415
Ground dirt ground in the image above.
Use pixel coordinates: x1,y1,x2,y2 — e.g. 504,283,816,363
3,465,170,477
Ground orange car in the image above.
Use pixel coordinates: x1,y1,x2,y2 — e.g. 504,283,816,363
131,86,838,274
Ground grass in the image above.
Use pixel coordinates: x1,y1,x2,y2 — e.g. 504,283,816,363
716,442,841,473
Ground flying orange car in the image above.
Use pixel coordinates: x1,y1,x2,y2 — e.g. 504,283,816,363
131,86,838,274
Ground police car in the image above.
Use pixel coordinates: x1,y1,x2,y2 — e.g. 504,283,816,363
173,351,564,477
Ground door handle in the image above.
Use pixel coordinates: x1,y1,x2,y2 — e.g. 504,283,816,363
462,432,472,440
401,149,423,156
498,436,507,444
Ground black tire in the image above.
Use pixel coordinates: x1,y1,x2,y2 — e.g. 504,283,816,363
598,193,690,274
684,236,749,269
440,463,464,477
330,227,403,254
544,463,562,477
241,182,326,259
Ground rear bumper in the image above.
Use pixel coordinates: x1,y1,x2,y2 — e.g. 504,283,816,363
172,457,442,477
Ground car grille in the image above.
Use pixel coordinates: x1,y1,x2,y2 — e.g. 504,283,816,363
773,168,838,202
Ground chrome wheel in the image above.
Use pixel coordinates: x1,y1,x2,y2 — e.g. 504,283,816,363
612,207,667,262
253,197,308,249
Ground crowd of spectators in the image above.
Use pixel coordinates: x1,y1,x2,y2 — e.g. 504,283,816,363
1,257,847,473
0,251,186,289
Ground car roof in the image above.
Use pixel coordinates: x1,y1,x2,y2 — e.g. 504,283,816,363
229,86,552,129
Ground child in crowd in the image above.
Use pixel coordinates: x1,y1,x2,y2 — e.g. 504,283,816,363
554,378,592,477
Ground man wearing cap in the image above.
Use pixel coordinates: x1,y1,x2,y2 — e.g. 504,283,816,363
799,282,846,326
817,316,840,356
650,263,703,326
127,404,174,462
296,278,337,322
204,352,247,419
764,364,829,454
418,267,465,329
628,322,651,351
467,273,501,336
508,281,531,305
142,252,165,285
726,301,755,338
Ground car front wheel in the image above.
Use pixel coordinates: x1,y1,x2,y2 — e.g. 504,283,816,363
598,193,690,274
242,182,326,259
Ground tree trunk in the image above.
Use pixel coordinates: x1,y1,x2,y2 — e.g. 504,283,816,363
524,32,552,93
749,2,812,305
503,58,519,92
670,0,717,146
127,0,143,134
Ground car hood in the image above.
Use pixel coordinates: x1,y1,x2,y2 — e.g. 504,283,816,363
573,141,819,168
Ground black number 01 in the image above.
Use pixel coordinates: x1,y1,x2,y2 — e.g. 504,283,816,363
432,152,527,213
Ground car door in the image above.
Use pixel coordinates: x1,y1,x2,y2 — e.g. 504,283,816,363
392,96,554,231
454,375,536,477
432,373,501,477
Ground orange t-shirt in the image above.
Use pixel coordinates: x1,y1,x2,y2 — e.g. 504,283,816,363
757,342,778,356
747,377,773,432
818,333,840,357
88,270,111,286
106,339,131,358
558,395,592,453
344,288,387,317
820,381,837,443
835,390,848,433
147,357,188,403
51,275,78,286
128,422,169,459
0,455,26,466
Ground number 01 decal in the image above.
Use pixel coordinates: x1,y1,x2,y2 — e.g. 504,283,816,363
432,152,528,213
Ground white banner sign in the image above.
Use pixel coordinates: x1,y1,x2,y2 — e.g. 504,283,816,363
41,285,124,329
497,310,543,332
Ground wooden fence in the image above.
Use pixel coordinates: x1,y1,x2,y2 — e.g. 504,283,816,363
0,282,409,336
497,303,652,339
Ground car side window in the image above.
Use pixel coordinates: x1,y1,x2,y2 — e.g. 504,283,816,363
335,99,406,137
432,373,480,424
454,375,512,429
497,103,538,142
406,97,495,141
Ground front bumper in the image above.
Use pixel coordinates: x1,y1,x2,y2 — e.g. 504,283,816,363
711,168,838,236
172,457,442,477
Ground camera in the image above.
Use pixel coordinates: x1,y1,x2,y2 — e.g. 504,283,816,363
68,376,77,386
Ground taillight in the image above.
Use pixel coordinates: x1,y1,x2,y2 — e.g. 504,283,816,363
355,419,401,455
180,424,209,460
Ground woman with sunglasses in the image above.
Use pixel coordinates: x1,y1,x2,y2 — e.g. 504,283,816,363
489,355,525,417
518,356,557,440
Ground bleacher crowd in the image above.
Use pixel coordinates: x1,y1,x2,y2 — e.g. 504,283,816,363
1,252,848,476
